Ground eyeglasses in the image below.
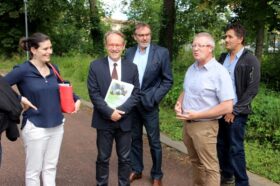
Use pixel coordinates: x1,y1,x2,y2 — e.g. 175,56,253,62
191,44,211,48
135,33,151,37
107,44,124,48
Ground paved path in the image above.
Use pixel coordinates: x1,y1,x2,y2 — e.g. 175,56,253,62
0,106,192,186
0,104,279,186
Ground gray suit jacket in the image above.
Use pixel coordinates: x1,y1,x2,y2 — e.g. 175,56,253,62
124,44,173,111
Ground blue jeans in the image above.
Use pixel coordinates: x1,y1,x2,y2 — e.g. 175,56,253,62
130,105,163,179
217,115,249,186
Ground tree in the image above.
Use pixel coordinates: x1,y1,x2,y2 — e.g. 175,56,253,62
27,0,68,33
125,0,229,58
88,0,104,56
171,0,229,57
158,0,176,61
124,0,163,46
0,0,26,56
214,0,280,61
236,0,279,61
0,0,103,56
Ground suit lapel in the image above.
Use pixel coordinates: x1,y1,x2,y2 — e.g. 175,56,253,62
129,46,137,62
142,44,155,88
121,58,127,82
103,57,112,84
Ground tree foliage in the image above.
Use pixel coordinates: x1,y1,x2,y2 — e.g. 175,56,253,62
0,0,279,59
88,0,104,56
0,0,26,56
125,0,229,58
159,0,176,61
122,0,163,47
213,0,280,61
0,0,105,56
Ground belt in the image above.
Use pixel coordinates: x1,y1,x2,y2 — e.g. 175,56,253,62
186,119,217,123
186,120,199,123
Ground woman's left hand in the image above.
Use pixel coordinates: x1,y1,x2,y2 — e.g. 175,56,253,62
72,100,81,114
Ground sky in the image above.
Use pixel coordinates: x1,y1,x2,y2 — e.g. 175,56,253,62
102,0,129,20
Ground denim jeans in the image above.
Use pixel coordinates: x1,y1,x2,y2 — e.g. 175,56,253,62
217,115,249,186
130,105,163,179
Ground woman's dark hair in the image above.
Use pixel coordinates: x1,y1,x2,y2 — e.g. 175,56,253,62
19,32,50,59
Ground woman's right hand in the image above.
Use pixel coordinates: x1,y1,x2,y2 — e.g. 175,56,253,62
21,96,38,111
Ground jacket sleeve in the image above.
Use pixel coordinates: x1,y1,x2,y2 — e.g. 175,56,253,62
0,76,23,120
87,62,114,119
233,55,260,115
153,48,173,104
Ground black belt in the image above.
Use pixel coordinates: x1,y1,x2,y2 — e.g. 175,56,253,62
186,120,199,123
186,120,217,123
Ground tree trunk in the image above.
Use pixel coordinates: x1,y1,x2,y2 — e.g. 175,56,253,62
254,21,265,62
158,0,175,61
88,0,103,55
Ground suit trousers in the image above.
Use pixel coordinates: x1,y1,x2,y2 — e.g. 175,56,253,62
130,106,163,179
22,120,64,186
217,115,249,186
183,120,220,186
96,127,131,186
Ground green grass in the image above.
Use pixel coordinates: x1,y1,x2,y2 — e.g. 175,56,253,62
52,55,93,101
0,55,22,73
159,106,183,141
159,106,280,183
245,142,280,183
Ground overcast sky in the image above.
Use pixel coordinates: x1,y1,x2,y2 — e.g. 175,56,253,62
102,0,129,20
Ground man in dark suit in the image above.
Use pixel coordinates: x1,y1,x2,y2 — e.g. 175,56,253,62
87,31,140,186
124,23,173,186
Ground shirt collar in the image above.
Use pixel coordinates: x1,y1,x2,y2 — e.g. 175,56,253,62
227,47,245,59
108,57,121,66
136,44,150,54
236,47,245,59
194,58,216,71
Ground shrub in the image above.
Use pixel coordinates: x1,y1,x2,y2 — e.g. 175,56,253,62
161,48,193,108
261,53,280,90
246,86,280,149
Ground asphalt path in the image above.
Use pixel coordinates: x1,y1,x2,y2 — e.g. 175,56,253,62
0,105,192,186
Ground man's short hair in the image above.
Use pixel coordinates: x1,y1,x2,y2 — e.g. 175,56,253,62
134,22,151,34
225,22,246,45
104,30,126,45
194,32,216,49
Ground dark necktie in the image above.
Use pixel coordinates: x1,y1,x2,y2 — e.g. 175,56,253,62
112,63,118,80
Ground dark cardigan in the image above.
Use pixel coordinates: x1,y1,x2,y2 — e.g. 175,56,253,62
0,75,22,141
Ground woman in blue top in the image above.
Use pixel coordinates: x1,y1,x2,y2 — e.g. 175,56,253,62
4,32,81,186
